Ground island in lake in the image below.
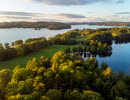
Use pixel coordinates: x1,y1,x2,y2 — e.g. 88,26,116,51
0,21,71,30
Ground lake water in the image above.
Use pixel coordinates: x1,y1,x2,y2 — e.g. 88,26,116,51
83,42,130,75
0,24,129,75
0,24,118,44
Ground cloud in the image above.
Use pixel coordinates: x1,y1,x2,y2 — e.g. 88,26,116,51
0,11,129,22
28,0,111,6
116,12,130,14
101,14,130,22
0,11,86,19
0,16,32,19
27,0,127,6
0,11,37,17
116,0,126,3
58,13,86,18
0,11,87,22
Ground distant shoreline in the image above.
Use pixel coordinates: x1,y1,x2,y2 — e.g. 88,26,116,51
0,21,71,30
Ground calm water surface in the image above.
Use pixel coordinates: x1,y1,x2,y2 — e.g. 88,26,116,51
83,43,130,75
0,24,118,44
0,24,129,74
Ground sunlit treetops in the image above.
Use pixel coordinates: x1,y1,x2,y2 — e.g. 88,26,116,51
0,51,129,100
103,67,112,76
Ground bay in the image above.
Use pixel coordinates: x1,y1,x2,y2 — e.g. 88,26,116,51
83,42,130,75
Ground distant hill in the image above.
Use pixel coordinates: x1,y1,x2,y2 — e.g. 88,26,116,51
67,22,130,26
66,22,89,25
88,22,130,26
0,21,71,30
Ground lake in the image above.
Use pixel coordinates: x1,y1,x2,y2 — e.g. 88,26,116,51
0,24,129,75
0,24,119,44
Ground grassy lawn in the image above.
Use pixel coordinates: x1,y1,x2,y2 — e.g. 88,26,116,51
0,45,79,70
72,36,87,42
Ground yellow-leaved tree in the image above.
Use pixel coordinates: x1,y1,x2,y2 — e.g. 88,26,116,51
103,67,112,76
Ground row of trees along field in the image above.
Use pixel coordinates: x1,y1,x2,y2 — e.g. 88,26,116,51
0,51,129,100
0,30,81,61
1,27,130,61
0,37,48,61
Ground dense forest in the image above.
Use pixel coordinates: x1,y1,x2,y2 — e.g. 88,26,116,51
0,22,71,30
0,51,130,100
0,27,130,100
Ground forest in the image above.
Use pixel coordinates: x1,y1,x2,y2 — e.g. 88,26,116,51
0,51,129,100
0,27,130,100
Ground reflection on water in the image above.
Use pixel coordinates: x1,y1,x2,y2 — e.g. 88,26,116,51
82,52,112,58
83,43,130,75
70,42,130,75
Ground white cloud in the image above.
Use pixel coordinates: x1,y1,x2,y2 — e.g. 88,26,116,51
0,11,130,22
27,0,126,6
27,0,111,6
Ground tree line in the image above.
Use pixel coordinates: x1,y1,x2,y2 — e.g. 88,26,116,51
0,37,48,61
88,22,130,26
65,42,112,58
0,21,71,30
0,31,80,61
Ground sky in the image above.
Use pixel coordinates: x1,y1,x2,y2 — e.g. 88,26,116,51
0,0,130,22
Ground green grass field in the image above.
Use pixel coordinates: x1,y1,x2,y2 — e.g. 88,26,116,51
72,36,87,42
0,45,79,70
